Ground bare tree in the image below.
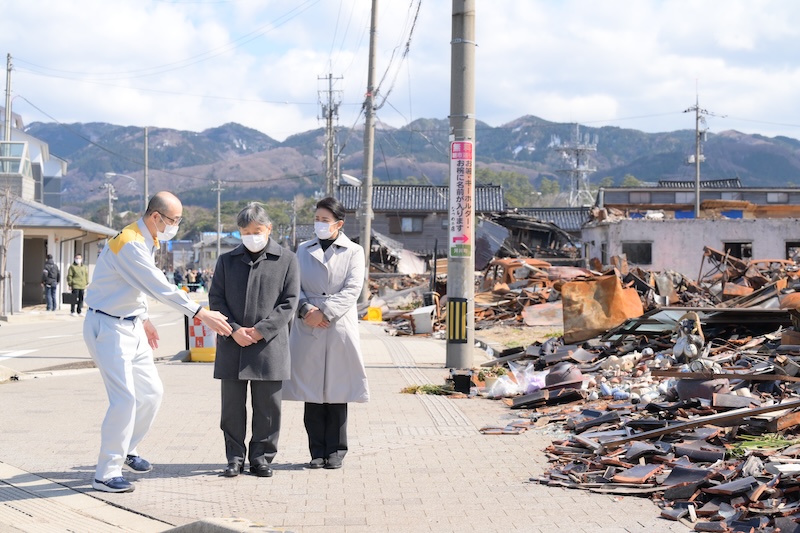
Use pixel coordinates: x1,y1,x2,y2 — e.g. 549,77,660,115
0,186,23,317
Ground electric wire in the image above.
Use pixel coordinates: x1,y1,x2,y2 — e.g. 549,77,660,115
15,0,321,80
14,71,319,106
374,0,421,111
17,95,317,185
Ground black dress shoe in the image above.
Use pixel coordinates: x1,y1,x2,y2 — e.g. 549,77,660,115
324,456,343,469
223,463,244,477
250,464,273,477
307,458,325,469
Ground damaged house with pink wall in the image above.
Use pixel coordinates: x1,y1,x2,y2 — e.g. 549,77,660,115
582,178,800,278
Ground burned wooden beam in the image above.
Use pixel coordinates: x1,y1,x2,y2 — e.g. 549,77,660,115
601,399,800,450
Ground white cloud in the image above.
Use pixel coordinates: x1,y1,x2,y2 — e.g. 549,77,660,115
3,0,800,142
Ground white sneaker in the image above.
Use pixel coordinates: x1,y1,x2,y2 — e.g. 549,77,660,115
70,312,77,317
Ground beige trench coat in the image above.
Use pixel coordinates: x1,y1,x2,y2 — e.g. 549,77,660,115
283,232,370,404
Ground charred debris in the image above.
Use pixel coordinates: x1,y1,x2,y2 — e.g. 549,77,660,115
363,212,800,531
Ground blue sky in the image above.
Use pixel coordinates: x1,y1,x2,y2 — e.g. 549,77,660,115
4,0,800,142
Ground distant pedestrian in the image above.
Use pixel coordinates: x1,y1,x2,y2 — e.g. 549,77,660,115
283,196,370,470
186,269,197,292
173,268,184,288
41,254,59,311
209,203,300,478
67,254,88,316
83,191,232,494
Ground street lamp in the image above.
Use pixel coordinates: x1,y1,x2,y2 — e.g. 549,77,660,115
341,173,362,187
105,172,144,213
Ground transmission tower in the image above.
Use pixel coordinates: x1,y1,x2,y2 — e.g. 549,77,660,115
553,123,598,207
319,73,342,197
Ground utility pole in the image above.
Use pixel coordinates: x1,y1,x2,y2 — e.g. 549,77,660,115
102,183,117,227
358,0,378,304
684,92,723,217
320,73,342,197
212,179,224,260
291,197,297,251
144,126,149,208
4,54,12,142
446,0,477,369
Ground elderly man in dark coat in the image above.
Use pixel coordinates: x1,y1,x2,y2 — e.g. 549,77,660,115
209,203,300,478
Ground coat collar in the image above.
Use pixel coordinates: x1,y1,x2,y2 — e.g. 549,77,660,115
306,231,355,251
136,218,159,251
307,231,355,263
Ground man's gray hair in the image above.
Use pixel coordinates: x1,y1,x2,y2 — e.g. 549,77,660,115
237,202,272,228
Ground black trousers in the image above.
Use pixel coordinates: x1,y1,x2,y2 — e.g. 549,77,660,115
303,402,348,460
71,288,85,314
220,379,282,466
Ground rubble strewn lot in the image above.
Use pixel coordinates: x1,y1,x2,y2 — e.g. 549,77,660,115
371,246,800,532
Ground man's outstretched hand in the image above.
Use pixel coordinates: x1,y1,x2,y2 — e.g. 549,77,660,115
197,308,233,336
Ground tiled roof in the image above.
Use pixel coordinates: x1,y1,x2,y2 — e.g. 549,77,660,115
515,207,591,232
336,184,505,213
657,178,742,188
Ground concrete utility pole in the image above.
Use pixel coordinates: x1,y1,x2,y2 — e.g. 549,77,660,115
684,92,721,217
102,183,117,227
445,0,477,369
685,95,706,217
291,196,297,251
320,73,342,197
4,54,12,142
358,0,378,304
144,127,149,207
212,179,224,259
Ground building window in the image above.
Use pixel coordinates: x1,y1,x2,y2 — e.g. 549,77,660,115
388,216,424,234
724,242,753,260
629,192,651,204
767,192,789,204
675,192,695,204
787,242,800,262
600,242,608,265
621,241,652,265
721,192,742,201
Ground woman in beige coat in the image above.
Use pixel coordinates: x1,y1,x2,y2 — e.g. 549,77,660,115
283,197,370,470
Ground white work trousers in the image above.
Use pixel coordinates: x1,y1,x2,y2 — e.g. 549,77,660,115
83,311,164,481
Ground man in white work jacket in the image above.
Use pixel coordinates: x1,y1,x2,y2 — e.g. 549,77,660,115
84,191,233,493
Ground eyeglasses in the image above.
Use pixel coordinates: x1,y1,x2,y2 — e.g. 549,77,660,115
158,212,183,225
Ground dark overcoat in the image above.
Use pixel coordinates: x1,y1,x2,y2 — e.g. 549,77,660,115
209,239,300,381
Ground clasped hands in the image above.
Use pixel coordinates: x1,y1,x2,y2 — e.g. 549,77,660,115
303,307,330,329
232,327,264,347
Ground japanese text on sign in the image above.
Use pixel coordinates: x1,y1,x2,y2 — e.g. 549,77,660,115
449,141,474,258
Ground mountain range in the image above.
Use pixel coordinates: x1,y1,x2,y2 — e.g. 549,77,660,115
24,115,800,213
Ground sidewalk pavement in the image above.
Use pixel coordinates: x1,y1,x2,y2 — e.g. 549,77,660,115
0,321,686,533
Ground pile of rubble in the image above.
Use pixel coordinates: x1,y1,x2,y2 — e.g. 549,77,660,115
460,248,800,532
368,244,800,531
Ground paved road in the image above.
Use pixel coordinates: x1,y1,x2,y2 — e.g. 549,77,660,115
0,300,191,373
0,304,686,532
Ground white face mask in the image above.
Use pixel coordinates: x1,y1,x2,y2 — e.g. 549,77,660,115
157,224,179,241
157,214,180,241
241,234,268,253
315,221,336,240
74,258,82,264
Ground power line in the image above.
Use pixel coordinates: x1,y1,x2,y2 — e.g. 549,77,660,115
14,70,320,106
15,1,321,80
17,95,318,185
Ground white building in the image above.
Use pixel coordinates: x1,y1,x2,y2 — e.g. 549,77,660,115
583,179,800,278
1,111,116,315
